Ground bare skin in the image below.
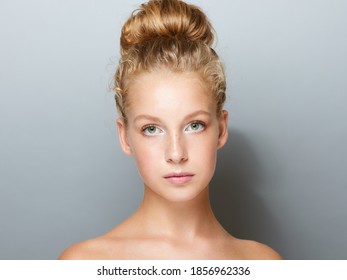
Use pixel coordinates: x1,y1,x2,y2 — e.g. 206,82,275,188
59,187,281,260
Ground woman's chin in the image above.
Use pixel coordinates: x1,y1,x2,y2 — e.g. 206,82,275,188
148,185,209,204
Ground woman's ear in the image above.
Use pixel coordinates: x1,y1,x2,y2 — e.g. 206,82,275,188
116,118,133,156
217,110,228,149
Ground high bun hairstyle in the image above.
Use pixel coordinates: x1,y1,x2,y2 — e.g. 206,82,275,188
114,0,226,125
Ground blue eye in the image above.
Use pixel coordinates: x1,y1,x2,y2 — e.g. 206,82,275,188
142,125,162,136
186,122,205,132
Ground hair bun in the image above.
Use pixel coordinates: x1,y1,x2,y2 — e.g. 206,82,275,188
121,0,214,54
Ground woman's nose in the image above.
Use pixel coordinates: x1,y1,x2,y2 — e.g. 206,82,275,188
165,133,188,164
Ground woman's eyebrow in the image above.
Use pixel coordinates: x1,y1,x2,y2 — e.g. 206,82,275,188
134,114,161,123
184,110,211,120
134,110,211,123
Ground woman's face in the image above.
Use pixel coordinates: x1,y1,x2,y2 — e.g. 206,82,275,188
117,71,228,202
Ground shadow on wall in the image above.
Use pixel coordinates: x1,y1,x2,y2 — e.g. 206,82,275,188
210,129,282,251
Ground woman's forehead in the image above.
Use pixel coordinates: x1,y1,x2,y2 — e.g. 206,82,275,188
126,71,215,118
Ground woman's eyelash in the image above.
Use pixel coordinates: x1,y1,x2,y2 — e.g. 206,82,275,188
142,125,162,135
141,121,206,136
190,120,206,126
186,121,206,131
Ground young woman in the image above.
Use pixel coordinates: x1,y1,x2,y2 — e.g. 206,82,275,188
59,0,281,260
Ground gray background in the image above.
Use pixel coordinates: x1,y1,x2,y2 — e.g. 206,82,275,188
0,0,346,259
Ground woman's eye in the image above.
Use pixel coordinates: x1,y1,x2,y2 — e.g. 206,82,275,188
142,125,162,136
186,122,205,132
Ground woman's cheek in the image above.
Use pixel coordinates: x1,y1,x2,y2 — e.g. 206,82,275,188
134,143,160,178
192,136,217,171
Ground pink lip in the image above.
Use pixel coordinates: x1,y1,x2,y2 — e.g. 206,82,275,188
163,172,194,185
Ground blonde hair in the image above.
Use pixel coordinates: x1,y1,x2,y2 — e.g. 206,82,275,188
114,0,226,125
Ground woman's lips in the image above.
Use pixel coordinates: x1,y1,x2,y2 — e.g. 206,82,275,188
163,173,194,185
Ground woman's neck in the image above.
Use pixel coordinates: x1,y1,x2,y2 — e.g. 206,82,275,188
133,185,227,241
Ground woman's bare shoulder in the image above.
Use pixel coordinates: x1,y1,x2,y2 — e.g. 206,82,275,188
58,238,103,260
233,238,282,260
58,233,124,260
59,219,137,260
